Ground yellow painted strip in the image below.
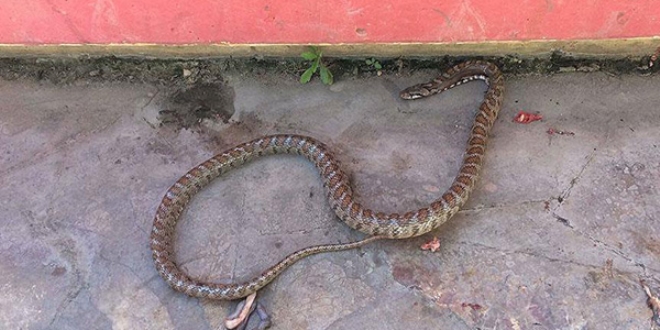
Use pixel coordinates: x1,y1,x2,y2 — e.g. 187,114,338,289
0,37,657,57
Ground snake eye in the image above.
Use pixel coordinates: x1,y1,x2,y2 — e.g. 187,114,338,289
399,91,412,99
400,87,426,100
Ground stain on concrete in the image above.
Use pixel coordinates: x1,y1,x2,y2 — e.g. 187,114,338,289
159,81,235,128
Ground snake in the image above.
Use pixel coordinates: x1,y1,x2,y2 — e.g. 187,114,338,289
150,60,504,302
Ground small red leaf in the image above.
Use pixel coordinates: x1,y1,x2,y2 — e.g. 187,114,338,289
420,237,441,252
513,111,542,124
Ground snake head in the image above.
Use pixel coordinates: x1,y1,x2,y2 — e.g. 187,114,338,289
399,84,433,100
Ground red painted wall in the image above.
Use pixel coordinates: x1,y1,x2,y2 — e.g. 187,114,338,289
1,0,659,44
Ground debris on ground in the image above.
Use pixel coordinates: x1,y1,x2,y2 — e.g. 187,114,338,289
513,111,543,124
650,46,660,67
547,127,575,136
420,237,441,252
225,293,257,329
641,280,660,326
461,302,483,311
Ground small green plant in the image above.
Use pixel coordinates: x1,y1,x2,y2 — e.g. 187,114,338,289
365,58,383,76
365,58,382,70
300,46,333,85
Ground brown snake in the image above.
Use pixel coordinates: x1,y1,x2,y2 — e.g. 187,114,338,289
151,60,505,302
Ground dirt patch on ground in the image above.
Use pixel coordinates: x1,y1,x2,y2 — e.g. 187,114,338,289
159,82,235,128
0,52,656,85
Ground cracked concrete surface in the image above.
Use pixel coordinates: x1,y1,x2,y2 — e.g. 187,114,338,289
1,69,659,330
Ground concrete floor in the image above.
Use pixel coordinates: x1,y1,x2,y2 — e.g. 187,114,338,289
1,68,659,330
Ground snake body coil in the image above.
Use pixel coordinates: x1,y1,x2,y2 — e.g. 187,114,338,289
151,60,505,300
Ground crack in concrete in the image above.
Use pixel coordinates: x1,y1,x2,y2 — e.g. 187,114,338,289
540,128,660,283
129,195,149,236
46,241,88,328
0,150,58,179
67,224,109,240
47,269,88,328
537,208,660,285
554,147,598,207
475,221,658,279
551,114,617,210
139,89,160,111
581,234,660,279
15,91,87,108
142,273,165,288
459,240,603,270
551,212,573,228
544,210,660,282
99,252,142,280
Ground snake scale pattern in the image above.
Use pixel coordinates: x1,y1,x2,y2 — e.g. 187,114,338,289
151,60,505,300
